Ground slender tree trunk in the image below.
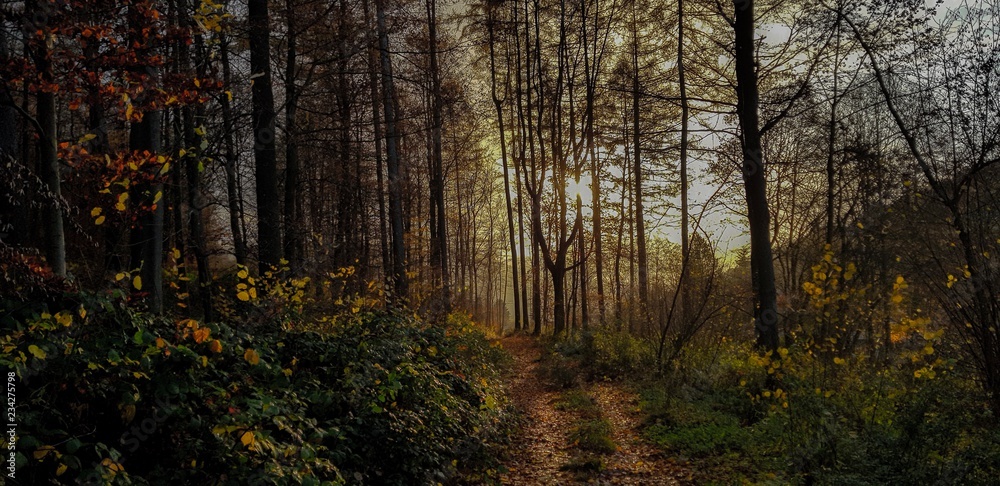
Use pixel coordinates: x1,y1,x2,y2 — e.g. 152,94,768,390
377,0,408,301
631,18,648,319
733,0,779,353
489,9,520,332
28,7,65,277
582,2,605,325
284,0,302,269
426,0,450,311
825,21,840,246
512,0,530,330
249,0,282,273
220,31,247,266
364,0,391,290
678,0,690,325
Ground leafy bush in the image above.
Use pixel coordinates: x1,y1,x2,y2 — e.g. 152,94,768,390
1,291,513,485
569,419,616,453
585,328,655,378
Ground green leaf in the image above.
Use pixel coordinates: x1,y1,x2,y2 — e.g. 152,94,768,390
66,438,82,454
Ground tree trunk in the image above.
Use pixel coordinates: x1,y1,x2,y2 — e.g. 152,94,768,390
284,0,302,269
129,60,164,314
488,8,520,332
733,0,780,353
426,0,450,311
249,0,282,273
364,0,391,291
376,0,408,301
27,6,66,277
631,17,648,319
678,0,690,326
220,29,247,266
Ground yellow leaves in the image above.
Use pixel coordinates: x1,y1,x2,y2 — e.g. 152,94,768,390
55,311,73,327
236,290,251,302
28,344,47,359
243,348,260,365
237,268,249,279
240,431,255,448
856,221,864,229
115,192,129,212
133,275,143,290
891,293,904,304
153,191,163,205
115,272,127,282
946,274,958,288
56,463,68,476
155,337,166,348
833,357,846,366
92,206,106,225
208,339,223,353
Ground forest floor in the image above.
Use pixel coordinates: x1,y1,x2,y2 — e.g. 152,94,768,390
499,336,692,485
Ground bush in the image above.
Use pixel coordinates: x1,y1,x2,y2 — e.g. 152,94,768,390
1,291,513,485
569,419,616,454
585,328,655,378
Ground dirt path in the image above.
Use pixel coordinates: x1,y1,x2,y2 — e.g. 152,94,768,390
500,336,580,484
499,336,688,485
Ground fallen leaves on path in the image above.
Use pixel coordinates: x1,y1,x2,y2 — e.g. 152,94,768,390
500,336,580,484
499,336,690,485
588,381,690,485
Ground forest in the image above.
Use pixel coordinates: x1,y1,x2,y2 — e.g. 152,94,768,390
1,0,999,483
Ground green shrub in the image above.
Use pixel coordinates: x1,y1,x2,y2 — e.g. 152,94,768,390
570,419,616,453
1,292,513,485
645,421,749,457
586,328,655,378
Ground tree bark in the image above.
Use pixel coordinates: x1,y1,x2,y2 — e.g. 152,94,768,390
678,0,690,326
630,13,648,319
249,0,282,273
219,30,247,266
284,0,302,269
426,0,450,311
733,0,780,353
27,2,66,277
376,0,408,301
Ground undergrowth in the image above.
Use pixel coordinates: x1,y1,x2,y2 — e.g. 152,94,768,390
1,288,514,485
